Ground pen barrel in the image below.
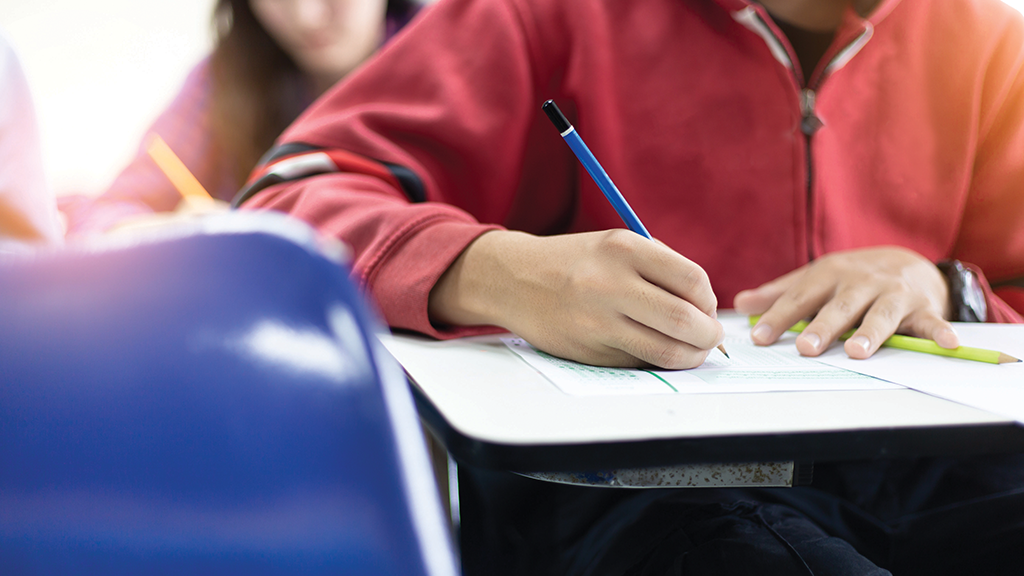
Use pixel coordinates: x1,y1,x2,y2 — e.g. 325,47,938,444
561,129,652,239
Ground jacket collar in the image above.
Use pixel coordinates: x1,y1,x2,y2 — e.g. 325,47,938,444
712,0,902,26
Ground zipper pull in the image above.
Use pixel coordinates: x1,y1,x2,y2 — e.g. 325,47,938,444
800,89,823,135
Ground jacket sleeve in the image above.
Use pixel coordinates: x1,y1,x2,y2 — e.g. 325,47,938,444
63,59,230,237
951,11,1024,323
240,0,565,338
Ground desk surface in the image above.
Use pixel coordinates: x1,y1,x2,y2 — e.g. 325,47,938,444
382,327,1024,472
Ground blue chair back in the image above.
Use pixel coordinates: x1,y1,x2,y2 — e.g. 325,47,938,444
0,215,458,575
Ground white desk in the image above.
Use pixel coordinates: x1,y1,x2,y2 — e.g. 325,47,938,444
381,327,1024,478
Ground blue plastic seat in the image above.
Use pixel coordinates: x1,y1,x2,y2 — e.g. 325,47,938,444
0,214,458,576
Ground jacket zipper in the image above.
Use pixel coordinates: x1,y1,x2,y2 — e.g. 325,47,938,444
800,87,823,262
745,9,871,264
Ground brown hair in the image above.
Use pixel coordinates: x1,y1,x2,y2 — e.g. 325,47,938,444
208,0,414,188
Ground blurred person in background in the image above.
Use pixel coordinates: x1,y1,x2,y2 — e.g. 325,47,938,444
61,0,419,237
0,30,61,248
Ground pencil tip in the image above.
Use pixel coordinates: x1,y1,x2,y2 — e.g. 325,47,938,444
997,353,1020,364
717,344,729,359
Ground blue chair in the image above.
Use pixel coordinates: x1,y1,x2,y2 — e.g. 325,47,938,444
0,214,458,575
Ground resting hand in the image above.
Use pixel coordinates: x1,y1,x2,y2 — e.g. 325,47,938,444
429,229,723,369
733,246,957,359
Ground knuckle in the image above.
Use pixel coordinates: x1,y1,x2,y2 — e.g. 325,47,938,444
597,229,640,257
614,331,678,369
885,275,914,295
658,347,709,370
647,342,689,369
676,265,716,313
679,264,710,291
633,337,709,370
664,301,695,328
830,296,858,317
870,297,904,324
615,333,652,362
781,286,816,310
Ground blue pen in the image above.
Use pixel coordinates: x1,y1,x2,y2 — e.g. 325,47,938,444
542,100,652,239
543,100,728,358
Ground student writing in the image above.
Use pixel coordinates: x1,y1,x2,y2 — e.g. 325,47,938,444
236,0,1024,573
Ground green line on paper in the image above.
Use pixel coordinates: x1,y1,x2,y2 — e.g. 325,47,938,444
644,370,678,392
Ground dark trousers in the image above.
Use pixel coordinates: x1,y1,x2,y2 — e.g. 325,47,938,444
458,455,1024,576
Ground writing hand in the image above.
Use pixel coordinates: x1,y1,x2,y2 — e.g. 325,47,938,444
429,229,724,369
733,246,957,359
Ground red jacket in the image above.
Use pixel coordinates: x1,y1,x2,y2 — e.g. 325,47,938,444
241,0,1024,336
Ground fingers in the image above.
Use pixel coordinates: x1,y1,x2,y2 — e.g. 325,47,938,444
843,306,959,359
587,231,724,358
733,267,805,317
620,282,725,352
742,248,953,359
583,318,714,369
792,282,878,356
747,271,834,348
476,230,724,369
633,239,719,318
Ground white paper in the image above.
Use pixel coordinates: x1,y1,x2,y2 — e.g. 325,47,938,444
503,315,897,396
811,323,1024,423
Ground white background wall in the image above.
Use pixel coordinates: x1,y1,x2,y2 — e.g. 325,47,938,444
2,0,1024,197
0,0,214,196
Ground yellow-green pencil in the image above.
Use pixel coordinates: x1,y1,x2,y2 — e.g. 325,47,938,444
748,316,1020,365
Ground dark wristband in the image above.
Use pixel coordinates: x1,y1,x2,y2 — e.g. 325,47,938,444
936,260,987,322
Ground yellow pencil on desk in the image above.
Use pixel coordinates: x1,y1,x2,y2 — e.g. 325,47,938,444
748,316,1020,364
145,133,215,205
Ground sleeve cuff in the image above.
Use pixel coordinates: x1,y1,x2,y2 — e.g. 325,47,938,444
364,217,506,339
961,261,1024,324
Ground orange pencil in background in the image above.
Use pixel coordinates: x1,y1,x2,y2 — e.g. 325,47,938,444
144,134,216,207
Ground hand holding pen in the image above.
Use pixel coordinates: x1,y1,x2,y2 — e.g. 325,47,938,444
427,100,724,370
542,100,728,359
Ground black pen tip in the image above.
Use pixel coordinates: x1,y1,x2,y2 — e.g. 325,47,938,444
542,99,571,133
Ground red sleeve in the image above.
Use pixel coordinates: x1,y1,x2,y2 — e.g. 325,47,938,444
962,263,1024,324
993,286,1024,320
64,59,232,237
951,13,1024,323
241,0,569,338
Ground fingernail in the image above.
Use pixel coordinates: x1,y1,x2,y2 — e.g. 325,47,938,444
751,324,771,343
849,336,870,353
937,328,958,348
801,332,822,352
